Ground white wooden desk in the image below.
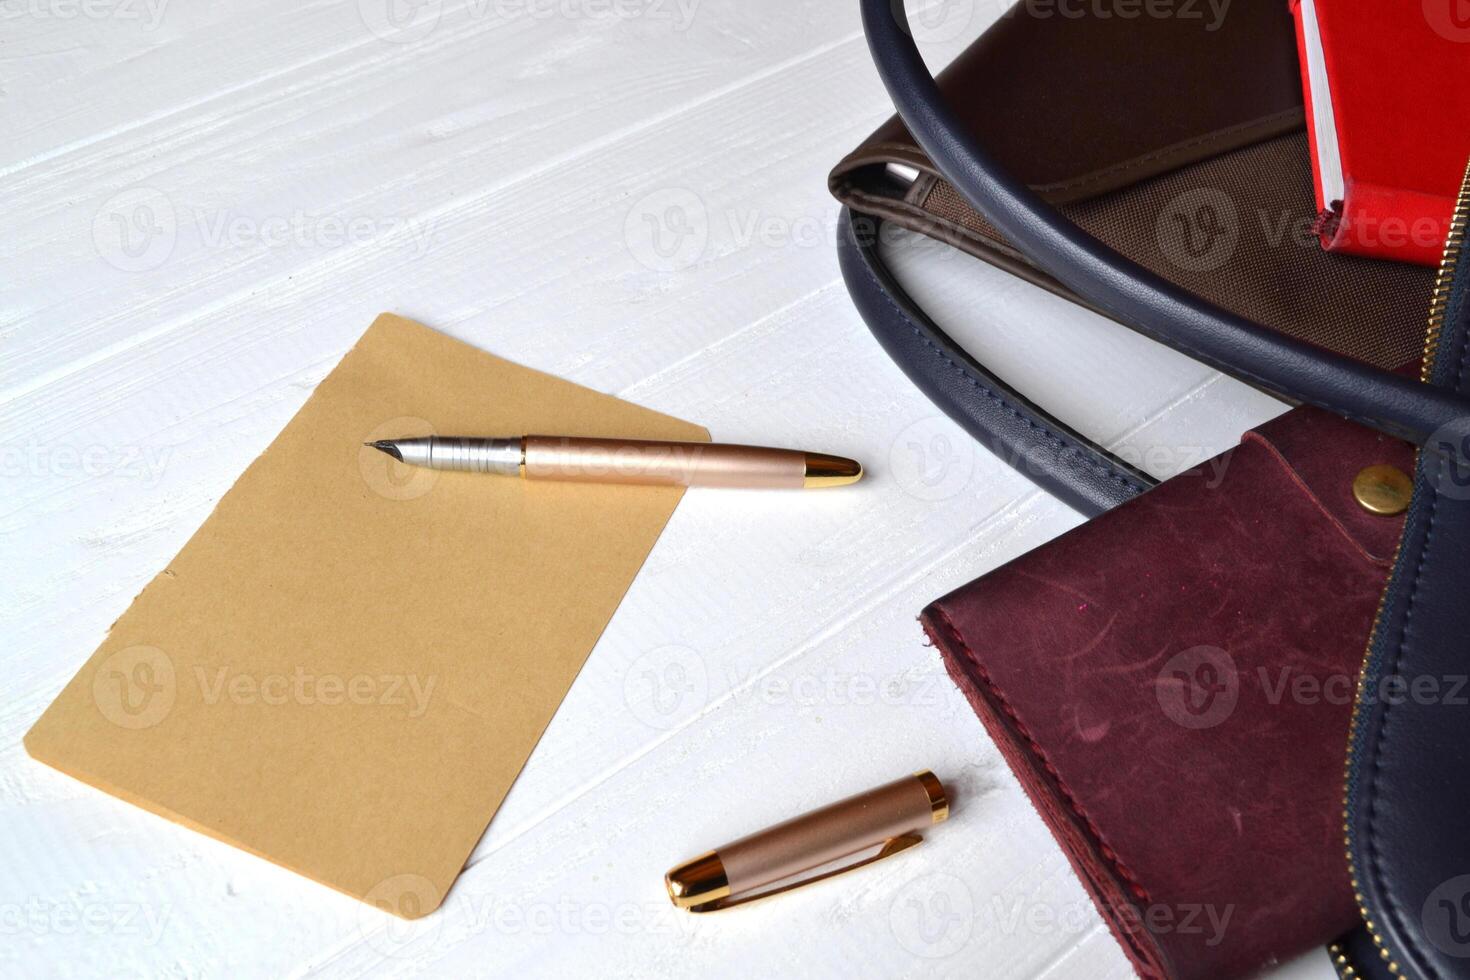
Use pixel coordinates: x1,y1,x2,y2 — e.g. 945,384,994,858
1,2,1337,976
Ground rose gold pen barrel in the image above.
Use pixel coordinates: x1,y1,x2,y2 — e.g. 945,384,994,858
522,436,861,489
665,771,947,911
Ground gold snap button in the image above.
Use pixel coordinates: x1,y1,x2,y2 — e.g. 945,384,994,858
1353,464,1413,516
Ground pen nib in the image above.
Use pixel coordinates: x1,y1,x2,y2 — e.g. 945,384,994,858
365,440,403,462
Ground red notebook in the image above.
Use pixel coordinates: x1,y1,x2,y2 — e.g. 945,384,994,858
1290,0,1470,266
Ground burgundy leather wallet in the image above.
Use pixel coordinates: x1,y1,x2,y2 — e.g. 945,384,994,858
921,405,1412,979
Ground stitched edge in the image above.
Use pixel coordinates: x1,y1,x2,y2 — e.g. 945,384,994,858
834,180,1025,263
1442,268,1470,385
1361,285,1470,979
1034,108,1305,196
844,109,1303,201
928,606,1154,903
1104,321,1420,440
1241,430,1394,567
863,140,939,158
850,225,1150,496
843,149,1449,434
1364,454,1445,980
841,189,1438,440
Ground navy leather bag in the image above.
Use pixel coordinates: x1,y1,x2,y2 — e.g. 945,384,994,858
839,2,1470,976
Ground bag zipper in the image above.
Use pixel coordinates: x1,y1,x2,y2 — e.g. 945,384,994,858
1421,164,1470,382
1338,161,1470,980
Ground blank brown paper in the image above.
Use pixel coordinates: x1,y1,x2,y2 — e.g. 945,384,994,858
25,314,708,917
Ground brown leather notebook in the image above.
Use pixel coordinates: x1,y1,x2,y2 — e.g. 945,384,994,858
921,406,1412,978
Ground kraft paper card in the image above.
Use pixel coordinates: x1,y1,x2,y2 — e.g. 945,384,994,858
25,313,707,917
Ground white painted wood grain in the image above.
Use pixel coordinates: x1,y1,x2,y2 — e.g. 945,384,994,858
0,1,1335,977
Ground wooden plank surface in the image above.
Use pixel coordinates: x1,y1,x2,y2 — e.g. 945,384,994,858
0,2,1336,976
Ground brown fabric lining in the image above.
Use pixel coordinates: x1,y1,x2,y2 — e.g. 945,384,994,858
910,132,1433,370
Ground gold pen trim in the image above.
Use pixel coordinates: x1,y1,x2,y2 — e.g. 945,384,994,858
664,851,731,910
802,452,864,488
915,768,949,823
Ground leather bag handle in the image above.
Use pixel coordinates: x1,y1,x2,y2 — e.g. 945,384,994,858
838,208,1156,515
858,0,1470,453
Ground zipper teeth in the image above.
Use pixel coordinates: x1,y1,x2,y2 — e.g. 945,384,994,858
1328,942,1360,979
1342,532,1407,977
1344,162,1470,977
1421,159,1470,382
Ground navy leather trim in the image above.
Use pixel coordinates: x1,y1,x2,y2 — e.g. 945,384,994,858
839,207,1155,516
1346,240,1470,980
859,0,1470,447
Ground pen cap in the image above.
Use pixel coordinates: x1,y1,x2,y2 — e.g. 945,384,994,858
665,770,946,909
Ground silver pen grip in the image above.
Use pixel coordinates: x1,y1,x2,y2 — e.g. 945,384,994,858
393,437,522,474
434,437,522,474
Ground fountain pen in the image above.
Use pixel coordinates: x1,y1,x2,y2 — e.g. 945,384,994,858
365,435,863,489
